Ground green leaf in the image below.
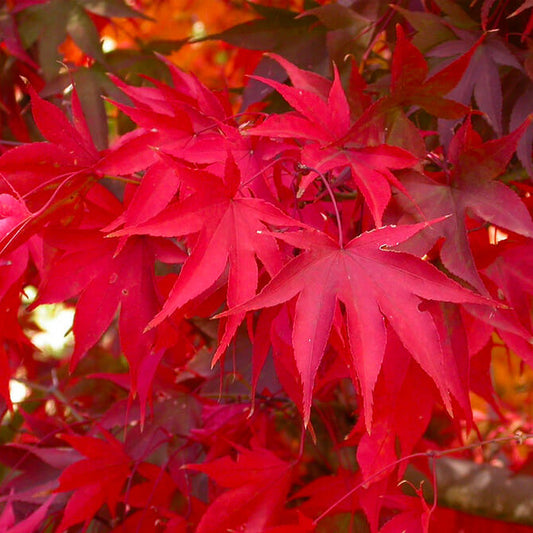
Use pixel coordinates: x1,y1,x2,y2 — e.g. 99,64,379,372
67,2,106,64
81,0,150,19
392,6,455,51
433,0,478,29
73,68,109,151
26,0,70,79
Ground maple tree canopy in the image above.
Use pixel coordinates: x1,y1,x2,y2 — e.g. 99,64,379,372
0,0,532,532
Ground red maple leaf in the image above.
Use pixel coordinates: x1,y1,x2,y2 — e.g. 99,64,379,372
350,329,438,482
397,116,533,292
108,63,289,205
482,240,533,365
388,25,479,119
380,488,433,533
246,54,418,226
34,230,173,403
55,431,133,532
32,185,183,413
222,222,494,427
111,155,305,364
0,87,98,212
186,446,293,533
0,86,157,256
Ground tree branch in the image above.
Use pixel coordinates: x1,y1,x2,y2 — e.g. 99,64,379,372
406,457,533,526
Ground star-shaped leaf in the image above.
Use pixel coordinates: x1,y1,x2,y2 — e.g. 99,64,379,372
246,54,418,225
388,25,479,119
111,155,305,363
398,116,533,292
186,446,293,533
222,222,494,427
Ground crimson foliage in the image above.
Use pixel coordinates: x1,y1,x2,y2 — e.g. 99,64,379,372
0,1,533,531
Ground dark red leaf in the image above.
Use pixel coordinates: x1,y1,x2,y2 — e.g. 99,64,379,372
222,222,494,426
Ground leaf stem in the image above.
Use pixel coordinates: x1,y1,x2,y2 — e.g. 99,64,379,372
240,155,297,189
313,432,533,525
101,173,142,185
299,164,344,248
13,375,85,422
0,140,27,146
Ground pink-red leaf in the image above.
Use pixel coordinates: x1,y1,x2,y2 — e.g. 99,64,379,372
111,159,304,363
399,117,533,291
246,56,418,225
55,432,132,531
222,222,494,427
186,447,293,533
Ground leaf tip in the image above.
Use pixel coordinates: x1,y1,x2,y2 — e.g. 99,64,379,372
143,320,156,334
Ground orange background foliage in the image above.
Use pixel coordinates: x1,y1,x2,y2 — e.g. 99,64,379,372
103,0,305,87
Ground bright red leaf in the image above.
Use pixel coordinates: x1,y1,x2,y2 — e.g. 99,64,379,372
398,116,533,292
246,54,418,225
482,240,533,364
35,229,166,395
186,446,293,533
222,221,494,427
111,155,305,363
0,87,156,256
55,432,133,532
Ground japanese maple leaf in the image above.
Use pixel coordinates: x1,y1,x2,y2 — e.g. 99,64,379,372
34,228,167,398
429,29,523,141
186,446,293,533
482,240,533,365
0,87,157,254
327,26,479,158
246,54,418,226
388,25,479,119
110,64,287,194
111,156,305,363
352,330,438,481
0,194,41,302
380,489,432,533
111,53,232,131
32,185,180,411
107,58,233,164
55,432,133,532
0,87,98,213
398,116,533,292
222,222,494,427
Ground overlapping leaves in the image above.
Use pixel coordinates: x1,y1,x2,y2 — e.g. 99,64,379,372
0,6,532,532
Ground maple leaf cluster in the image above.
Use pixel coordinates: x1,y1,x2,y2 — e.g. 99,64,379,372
0,0,533,531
